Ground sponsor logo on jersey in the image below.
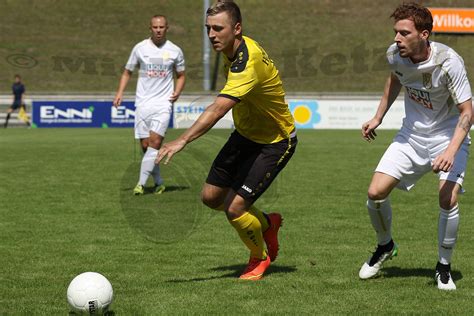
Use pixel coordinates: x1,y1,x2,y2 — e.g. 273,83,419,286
406,87,433,109
146,60,168,78
422,73,433,89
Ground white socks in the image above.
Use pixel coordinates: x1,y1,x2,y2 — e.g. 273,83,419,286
367,199,392,246
367,198,460,265
438,205,459,265
138,147,162,186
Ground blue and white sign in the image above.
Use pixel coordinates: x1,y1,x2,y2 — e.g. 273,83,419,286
31,96,405,130
108,102,136,127
35,102,97,127
173,100,233,129
32,101,137,128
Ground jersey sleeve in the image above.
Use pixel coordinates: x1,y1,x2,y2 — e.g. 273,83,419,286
444,54,472,105
125,45,139,72
174,47,185,73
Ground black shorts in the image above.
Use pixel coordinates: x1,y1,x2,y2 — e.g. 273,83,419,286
10,101,22,110
206,130,297,203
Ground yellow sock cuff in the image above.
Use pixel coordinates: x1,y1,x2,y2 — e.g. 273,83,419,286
230,212,253,229
249,205,270,232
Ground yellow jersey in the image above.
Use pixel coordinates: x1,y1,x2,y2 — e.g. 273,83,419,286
219,36,295,144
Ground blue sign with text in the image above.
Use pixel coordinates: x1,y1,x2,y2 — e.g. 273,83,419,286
32,101,137,128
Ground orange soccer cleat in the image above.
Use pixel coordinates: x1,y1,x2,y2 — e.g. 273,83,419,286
239,256,271,280
263,213,283,262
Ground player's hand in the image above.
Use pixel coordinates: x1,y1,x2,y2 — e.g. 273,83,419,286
156,139,187,165
362,118,381,142
432,151,455,173
113,94,122,108
169,92,180,103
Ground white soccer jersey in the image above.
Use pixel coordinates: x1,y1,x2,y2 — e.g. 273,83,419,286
387,41,472,135
126,39,185,108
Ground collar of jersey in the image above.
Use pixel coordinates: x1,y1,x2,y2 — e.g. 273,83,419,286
227,38,246,62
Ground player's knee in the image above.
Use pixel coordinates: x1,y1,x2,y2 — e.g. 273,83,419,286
439,195,457,210
148,139,162,150
200,194,217,208
438,184,459,210
201,190,223,210
367,188,388,201
225,207,245,221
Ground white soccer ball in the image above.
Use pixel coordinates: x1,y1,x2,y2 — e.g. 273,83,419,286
67,272,113,315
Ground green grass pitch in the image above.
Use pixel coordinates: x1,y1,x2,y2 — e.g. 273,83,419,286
1,128,474,314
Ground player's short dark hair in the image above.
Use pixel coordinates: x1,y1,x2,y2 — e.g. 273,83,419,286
391,2,433,33
14,74,21,79
206,1,242,27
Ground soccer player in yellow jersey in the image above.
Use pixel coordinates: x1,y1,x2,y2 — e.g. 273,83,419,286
156,1,297,280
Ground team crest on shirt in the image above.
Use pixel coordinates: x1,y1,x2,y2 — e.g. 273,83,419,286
422,73,432,89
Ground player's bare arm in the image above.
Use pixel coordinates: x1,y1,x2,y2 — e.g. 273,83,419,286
169,71,186,102
432,99,473,173
113,69,132,107
156,96,237,164
362,73,402,141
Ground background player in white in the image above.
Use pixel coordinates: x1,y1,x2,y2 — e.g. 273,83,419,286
113,15,186,195
359,3,472,290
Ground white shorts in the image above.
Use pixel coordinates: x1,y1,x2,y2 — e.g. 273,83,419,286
376,128,470,191
134,106,172,139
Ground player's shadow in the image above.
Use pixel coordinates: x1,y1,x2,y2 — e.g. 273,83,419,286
381,266,463,282
165,264,297,283
120,185,190,193
161,185,190,193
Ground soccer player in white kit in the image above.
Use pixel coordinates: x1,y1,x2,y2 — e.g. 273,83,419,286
359,3,472,291
113,15,186,195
